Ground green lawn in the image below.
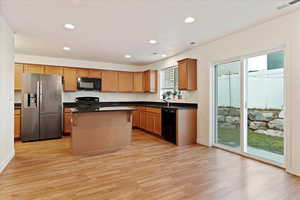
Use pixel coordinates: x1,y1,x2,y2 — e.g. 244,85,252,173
217,127,284,155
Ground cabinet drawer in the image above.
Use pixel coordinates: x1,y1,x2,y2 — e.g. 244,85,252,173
15,109,21,115
64,108,72,113
146,107,161,114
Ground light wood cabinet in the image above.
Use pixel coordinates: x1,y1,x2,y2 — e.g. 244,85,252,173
140,109,147,130
44,66,63,75
76,68,89,78
63,68,77,91
64,108,72,134
88,69,102,78
15,63,24,90
138,107,161,135
132,107,140,127
14,109,21,139
146,112,155,133
118,72,133,92
102,70,119,92
144,70,157,93
23,64,45,74
178,58,197,90
133,72,144,92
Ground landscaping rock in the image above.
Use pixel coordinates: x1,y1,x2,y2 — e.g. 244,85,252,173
219,122,236,129
225,116,240,124
265,130,284,137
217,115,225,122
279,110,284,119
228,108,240,116
248,110,274,121
249,121,268,130
254,129,283,137
268,119,284,131
218,107,229,115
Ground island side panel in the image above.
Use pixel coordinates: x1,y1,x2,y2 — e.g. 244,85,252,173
71,111,133,155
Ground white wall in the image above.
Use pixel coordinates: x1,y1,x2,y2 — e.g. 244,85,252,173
14,54,149,102
146,9,300,176
0,14,15,172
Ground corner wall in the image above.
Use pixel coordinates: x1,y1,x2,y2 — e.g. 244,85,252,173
0,14,15,172
145,9,300,176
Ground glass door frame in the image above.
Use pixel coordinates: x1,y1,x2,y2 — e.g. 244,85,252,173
211,47,286,168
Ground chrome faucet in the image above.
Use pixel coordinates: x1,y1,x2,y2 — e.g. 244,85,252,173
163,99,170,107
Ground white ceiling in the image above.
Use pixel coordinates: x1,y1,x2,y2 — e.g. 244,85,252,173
1,0,292,66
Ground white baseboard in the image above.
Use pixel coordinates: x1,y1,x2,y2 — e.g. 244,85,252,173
197,138,210,147
286,168,300,177
0,150,15,173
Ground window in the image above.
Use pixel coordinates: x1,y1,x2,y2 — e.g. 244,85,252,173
160,66,179,99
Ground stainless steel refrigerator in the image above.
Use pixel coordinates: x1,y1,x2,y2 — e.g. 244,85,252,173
21,74,63,142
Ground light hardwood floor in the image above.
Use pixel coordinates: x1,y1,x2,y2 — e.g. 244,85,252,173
1,129,300,200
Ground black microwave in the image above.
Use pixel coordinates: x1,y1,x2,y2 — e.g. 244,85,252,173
77,77,101,91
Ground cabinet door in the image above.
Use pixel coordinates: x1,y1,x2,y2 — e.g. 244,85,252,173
15,63,23,90
44,66,63,75
146,112,155,133
178,61,188,90
88,69,102,78
178,58,197,90
63,68,77,91
133,72,144,92
118,72,133,92
153,113,162,135
132,109,140,127
76,68,89,78
14,110,21,139
144,70,157,93
140,111,147,130
64,109,72,133
102,70,118,92
23,64,45,74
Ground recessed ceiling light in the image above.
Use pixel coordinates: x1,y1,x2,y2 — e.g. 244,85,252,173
162,54,167,58
124,54,132,58
184,17,195,24
64,24,75,30
149,40,157,44
63,47,71,51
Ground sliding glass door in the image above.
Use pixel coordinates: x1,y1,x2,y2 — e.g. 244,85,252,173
213,50,285,165
246,51,285,163
214,60,241,149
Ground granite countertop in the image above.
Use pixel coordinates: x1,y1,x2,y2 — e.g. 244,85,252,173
15,101,198,110
71,106,136,113
64,101,198,110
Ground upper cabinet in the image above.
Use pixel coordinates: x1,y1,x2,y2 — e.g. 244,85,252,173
44,66,63,75
15,63,24,90
102,70,119,92
88,69,102,78
63,67,77,91
133,72,144,92
178,58,197,91
118,71,133,92
76,68,89,78
144,70,157,93
15,63,158,93
23,64,45,74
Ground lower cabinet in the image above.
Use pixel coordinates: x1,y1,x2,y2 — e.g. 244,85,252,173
14,109,21,139
64,108,72,134
133,106,161,136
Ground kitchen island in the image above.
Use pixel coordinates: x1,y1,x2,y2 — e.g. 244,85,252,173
71,107,136,155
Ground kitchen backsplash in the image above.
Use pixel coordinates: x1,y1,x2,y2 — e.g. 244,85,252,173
15,90,198,103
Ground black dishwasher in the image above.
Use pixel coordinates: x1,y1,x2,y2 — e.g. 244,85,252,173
162,108,177,144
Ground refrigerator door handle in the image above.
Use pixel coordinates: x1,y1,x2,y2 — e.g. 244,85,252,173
40,80,43,105
36,81,40,107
